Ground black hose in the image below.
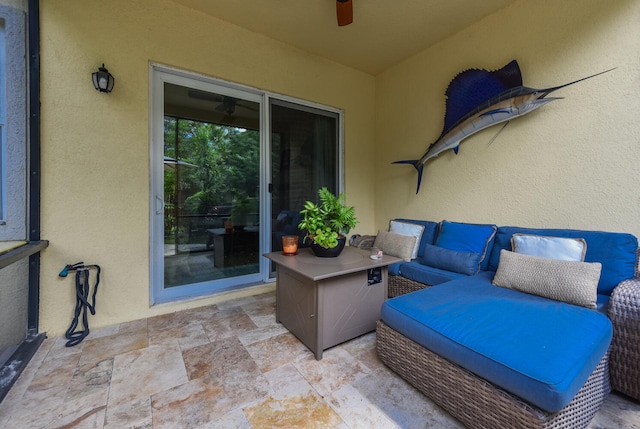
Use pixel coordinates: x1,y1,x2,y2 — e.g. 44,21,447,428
60,263,101,347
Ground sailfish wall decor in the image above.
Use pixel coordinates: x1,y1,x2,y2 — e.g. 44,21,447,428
394,60,613,194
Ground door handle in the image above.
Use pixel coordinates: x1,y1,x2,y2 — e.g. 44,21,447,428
155,195,165,215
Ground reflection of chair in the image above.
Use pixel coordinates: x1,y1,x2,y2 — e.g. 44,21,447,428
272,210,309,251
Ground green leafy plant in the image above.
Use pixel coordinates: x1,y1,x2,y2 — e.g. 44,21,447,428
298,187,358,248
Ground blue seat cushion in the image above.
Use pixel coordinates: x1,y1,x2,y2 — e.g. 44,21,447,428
488,226,637,295
388,262,401,276
399,260,465,286
381,272,612,412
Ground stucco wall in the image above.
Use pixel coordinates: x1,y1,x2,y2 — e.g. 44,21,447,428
39,0,376,336
375,0,640,238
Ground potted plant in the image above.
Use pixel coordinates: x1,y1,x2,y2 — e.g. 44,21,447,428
298,187,358,257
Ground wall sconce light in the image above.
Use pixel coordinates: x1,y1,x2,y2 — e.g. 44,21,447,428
92,64,115,93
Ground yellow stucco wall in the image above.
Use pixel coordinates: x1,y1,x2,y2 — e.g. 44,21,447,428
375,0,640,238
39,0,376,336
39,0,640,336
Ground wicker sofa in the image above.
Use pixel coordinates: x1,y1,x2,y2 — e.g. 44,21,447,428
371,219,640,429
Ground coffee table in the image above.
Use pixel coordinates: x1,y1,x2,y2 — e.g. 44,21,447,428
264,246,402,359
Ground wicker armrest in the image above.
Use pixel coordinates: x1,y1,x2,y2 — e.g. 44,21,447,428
349,234,376,250
608,276,640,401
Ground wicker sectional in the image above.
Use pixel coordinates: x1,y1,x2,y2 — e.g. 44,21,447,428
388,274,430,297
377,229,640,429
377,321,611,429
608,276,640,400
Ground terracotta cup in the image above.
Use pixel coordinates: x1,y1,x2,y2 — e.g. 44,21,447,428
282,235,299,255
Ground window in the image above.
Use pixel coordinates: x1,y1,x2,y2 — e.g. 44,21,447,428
0,8,27,240
0,18,6,223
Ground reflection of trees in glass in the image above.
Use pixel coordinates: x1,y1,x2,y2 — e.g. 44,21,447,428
164,116,259,240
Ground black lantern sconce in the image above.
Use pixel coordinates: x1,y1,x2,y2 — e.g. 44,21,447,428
92,64,115,93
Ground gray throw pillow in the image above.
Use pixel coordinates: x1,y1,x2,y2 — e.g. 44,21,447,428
492,250,601,309
374,230,416,262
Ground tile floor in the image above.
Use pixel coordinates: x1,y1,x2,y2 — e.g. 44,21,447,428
0,291,639,428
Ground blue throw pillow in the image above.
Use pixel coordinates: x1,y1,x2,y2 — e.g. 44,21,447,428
436,221,497,266
394,219,439,258
420,243,482,275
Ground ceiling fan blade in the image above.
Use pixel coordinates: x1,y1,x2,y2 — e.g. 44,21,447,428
336,0,353,26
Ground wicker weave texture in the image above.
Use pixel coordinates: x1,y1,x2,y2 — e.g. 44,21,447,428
388,275,430,298
376,321,610,429
608,277,640,401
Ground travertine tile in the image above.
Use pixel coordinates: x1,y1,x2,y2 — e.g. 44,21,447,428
151,377,226,428
22,352,80,402
245,332,312,373
241,296,277,328
3,387,107,429
149,318,210,351
104,396,153,429
78,330,148,371
336,331,376,357
202,306,259,342
3,290,640,429
196,408,252,429
588,393,640,429
108,343,188,407
66,357,113,402
327,383,401,429
351,367,465,429
244,386,345,429
48,334,85,358
182,336,272,415
117,317,148,335
236,323,289,347
293,347,371,397
0,336,55,414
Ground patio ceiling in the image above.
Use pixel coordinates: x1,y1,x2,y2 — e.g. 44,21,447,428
170,0,518,75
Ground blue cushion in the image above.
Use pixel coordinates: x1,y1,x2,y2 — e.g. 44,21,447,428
420,243,482,275
394,219,439,258
437,220,497,253
381,272,612,412
399,260,465,286
596,294,610,315
387,262,401,276
488,226,638,295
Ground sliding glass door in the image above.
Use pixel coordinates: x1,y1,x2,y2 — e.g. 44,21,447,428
150,66,341,303
269,100,339,275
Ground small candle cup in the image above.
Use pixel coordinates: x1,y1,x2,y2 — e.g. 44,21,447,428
282,235,299,255
370,246,383,260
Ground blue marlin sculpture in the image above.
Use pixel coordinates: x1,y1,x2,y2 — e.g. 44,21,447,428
394,60,613,193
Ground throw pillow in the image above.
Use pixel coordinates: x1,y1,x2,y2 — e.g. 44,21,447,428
374,229,416,262
436,220,497,263
511,234,587,261
492,250,601,309
420,244,482,275
390,220,425,259
393,219,439,258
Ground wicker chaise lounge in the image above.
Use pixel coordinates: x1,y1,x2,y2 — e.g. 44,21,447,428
374,221,640,429
378,275,640,428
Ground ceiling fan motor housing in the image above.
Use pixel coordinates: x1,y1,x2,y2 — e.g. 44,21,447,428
336,0,353,26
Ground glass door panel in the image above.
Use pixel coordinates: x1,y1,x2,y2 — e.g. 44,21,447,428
163,83,261,289
269,100,339,275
